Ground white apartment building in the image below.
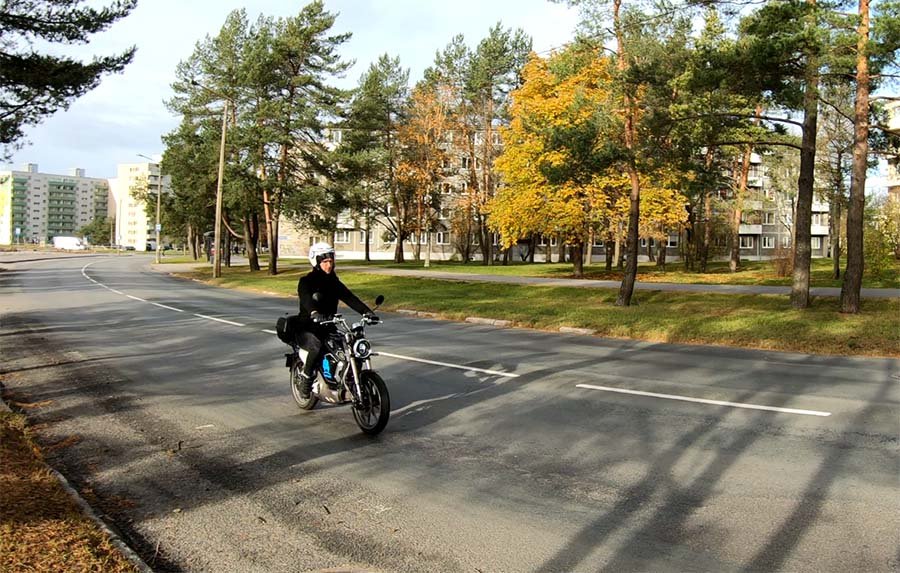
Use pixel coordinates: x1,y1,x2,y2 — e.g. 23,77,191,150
110,161,169,251
0,163,110,245
886,100,899,201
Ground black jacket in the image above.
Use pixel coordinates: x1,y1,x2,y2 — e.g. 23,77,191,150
297,267,371,326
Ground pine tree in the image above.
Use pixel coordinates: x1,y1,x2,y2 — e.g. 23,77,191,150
0,0,136,157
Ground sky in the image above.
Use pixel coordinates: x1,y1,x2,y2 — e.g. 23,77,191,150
2,0,581,179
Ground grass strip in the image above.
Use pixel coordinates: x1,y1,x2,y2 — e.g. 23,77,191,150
174,267,899,357
0,409,137,573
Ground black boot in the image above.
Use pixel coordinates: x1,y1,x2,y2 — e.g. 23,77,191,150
298,372,314,399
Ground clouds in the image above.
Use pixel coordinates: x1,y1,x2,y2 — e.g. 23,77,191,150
3,0,577,178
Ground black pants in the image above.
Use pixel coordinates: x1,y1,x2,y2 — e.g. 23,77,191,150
294,330,325,378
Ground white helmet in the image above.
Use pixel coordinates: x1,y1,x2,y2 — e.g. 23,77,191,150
308,242,335,267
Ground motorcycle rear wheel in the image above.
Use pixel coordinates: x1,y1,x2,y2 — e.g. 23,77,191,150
290,361,318,410
352,371,390,435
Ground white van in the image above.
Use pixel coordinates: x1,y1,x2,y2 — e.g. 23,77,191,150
52,236,86,250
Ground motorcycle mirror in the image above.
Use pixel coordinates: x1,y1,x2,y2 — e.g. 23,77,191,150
374,295,385,307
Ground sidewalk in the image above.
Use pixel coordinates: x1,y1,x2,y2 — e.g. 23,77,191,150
149,259,900,299
338,266,900,299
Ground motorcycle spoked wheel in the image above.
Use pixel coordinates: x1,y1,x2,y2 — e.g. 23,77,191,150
290,360,319,410
352,371,390,435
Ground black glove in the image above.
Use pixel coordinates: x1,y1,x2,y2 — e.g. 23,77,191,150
364,312,380,323
310,310,321,323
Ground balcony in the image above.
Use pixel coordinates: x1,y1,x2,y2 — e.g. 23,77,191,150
810,225,829,235
739,224,762,234
747,177,763,188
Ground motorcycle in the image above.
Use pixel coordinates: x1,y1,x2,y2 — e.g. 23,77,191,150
285,294,390,435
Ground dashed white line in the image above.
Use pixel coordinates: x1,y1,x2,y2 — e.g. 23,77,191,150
194,313,245,327
126,295,146,302
261,329,277,334
152,302,184,312
377,351,519,378
576,383,831,417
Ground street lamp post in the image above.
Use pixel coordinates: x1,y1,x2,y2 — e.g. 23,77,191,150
137,153,163,263
190,79,229,279
213,99,228,278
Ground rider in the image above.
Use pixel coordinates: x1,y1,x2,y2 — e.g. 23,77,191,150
294,242,376,398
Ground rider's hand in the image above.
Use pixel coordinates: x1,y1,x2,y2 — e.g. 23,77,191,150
310,310,321,323
364,312,380,323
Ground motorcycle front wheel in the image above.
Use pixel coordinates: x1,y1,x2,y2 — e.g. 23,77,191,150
352,371,390,435
290,361,318,410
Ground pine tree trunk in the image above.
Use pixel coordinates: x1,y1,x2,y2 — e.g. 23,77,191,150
840,0,869,313
731,148,751,272
790,2,820,309
830,190,841,280
243,216,260,272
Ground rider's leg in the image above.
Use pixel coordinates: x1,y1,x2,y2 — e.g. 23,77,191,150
294,331,322,398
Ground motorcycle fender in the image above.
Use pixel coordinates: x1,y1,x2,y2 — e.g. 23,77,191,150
296,348,309,364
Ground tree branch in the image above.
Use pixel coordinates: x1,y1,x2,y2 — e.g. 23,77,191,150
710,140,803,151
670,112,804,128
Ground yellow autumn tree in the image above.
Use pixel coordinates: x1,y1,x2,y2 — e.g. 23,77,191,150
396,83,454,262
490,48,619,277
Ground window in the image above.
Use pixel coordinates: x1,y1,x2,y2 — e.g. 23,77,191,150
640,238,656,248
812,213,827,227
811,236,822,249
441,182,453,194
549,237,558,247
537,235,547,246
593,237,605,247
334,230,350,244
359,230,367,243
764,212,775,225
762,236,775,249
667,236,678,248
461,156,470,169
436,232,450,245
439,208,451,220
740,236,754,249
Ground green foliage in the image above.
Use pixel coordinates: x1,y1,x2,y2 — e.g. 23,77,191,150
0,0,136,157
76,216,112,245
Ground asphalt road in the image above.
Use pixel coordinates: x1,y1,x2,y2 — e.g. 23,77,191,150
1,253,898,572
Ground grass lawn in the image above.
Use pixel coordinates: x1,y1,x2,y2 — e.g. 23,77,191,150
173,266,899,357
340,257,900,289
0,409,136,572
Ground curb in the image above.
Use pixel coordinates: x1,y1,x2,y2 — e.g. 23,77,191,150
559,326,596,335
0,384,155,573
465,316,511,327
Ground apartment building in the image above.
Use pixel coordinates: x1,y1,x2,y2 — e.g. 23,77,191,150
886,100,899,201
0,163,110,245
280,128,833,263
109,161,169,251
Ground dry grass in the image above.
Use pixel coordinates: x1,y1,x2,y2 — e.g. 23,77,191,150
0,410,137,573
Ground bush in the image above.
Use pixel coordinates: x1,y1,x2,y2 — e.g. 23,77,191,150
864,225,893,279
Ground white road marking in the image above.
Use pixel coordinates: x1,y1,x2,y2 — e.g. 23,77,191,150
126,295,146,302
152,302,184,312
194,313,245,327
261,329,277,334
194,424,215,430
109,288,124,295
377,351,519,378
576,383,831,417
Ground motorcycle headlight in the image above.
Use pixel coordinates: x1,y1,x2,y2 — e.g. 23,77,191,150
352,338,372,359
